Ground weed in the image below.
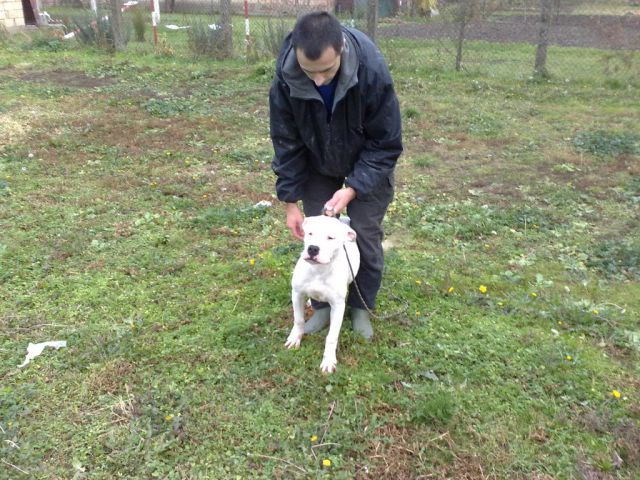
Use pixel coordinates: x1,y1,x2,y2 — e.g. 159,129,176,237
144,97,194,116
573,130,640,158
409,389,457,426
404,106,420,119
467,110,504,138
586,238,640,279
412,153,437,168
193,203,269,230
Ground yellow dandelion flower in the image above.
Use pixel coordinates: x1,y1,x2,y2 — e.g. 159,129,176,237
479,285,488,294
322,459,332,467
592,309,599,315
497,301,503,306
415,280,422,285
164,414,174,421
310,435,318,442
249,258,255,266
531,292,538,297
566,355,573,361
612,390,621,399
448,286,455,294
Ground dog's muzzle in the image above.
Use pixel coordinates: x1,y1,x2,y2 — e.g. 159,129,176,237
304,245,322,263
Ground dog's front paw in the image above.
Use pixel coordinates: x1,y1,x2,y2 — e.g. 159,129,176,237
319,356,337,374
285,327,304,349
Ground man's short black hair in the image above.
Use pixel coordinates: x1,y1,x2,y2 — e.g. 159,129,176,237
291,11,344,60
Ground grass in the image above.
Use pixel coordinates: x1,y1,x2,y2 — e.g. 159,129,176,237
1,21,639,479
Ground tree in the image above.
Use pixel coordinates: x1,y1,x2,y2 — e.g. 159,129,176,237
367,0,379,43
450,0,479,71
534,0,553,77
110,0,125,51
447,0,500,71
220,0,233,58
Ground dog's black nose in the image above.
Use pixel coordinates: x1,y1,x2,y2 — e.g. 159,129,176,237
307,245,319,257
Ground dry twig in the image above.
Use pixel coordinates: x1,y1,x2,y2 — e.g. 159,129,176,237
248,453,307,474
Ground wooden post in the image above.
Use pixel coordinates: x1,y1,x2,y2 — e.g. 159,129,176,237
150,0,160,46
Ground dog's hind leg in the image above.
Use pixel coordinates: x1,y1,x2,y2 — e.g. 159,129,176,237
319,300,346,373
285,290,306,349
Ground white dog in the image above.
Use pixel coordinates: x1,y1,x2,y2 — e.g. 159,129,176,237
285,215,360,373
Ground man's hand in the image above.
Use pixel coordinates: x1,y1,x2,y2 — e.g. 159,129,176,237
324,187,357,216
286,203,304,240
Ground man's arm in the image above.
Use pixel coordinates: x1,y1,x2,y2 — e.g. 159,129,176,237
270,79,309,239
285,202,305,240
323,187,357,216
270,80,309,204
344,72,402,200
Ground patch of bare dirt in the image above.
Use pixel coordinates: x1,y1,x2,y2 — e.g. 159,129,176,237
20,69,116,88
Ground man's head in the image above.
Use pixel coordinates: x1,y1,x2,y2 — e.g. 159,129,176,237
292,12,344,86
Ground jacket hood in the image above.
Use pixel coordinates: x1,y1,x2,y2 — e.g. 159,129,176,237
278,29,359,108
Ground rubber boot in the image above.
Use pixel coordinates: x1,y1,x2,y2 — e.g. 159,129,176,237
351,308,373,340
304,307,330,334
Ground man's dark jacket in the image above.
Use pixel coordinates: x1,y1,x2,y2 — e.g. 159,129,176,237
269,27,403,203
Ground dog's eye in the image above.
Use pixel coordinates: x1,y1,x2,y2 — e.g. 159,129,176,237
327,236,335,241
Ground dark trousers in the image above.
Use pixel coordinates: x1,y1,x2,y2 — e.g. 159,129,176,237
301,171,394,310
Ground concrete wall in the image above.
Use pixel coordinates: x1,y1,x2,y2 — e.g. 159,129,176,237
0,0,26,28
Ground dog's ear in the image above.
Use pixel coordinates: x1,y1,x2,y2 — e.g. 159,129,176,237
344,224,357,242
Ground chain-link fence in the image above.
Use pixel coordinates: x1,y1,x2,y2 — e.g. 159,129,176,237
381,0,640,81
36,0,640,81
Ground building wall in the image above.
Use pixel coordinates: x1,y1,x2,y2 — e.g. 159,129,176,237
0,0,26,28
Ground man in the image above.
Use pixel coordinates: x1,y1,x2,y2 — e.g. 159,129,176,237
269,11,402,339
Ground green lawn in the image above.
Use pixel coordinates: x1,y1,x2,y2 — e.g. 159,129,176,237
0,23,639,479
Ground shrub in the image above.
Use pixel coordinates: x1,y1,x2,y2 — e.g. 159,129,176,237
130,7,146,42
0,24,9,45
21,30,66,52
255,18,291,59
72,13,129,51
188,22,226,58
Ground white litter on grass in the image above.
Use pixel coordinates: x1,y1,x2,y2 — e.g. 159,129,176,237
253,200,272,208
163,23,223,31
18,341,67,368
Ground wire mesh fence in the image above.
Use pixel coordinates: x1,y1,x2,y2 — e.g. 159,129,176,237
35,0,640,82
